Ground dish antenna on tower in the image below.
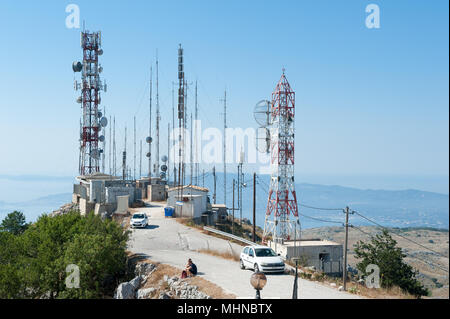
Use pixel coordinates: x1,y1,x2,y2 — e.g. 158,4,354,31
253,100,272,153
254,100,272,127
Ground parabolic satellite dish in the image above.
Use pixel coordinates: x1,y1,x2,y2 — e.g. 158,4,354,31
253,100,272,127
255,127,271,154
100,117,108,127
72,61,82,72
146,152,151,158
146,136,152,143
99,135,105,142
161,155,168,162
97,111,102,118
161,164,168,172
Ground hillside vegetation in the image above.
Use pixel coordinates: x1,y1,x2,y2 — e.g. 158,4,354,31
0,211,130,299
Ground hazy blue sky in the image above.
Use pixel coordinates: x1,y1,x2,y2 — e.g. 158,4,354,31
0,1,448,192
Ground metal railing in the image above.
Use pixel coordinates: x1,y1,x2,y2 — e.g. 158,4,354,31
203,226,256,246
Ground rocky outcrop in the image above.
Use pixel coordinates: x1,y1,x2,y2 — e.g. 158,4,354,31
114,261,211,299
114,282,135,299
50,203,79,217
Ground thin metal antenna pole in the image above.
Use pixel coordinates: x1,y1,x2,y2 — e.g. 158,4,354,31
168,123,170,183
222,90,227,208
109,115,112,175
155,50,160,177
139,139,142,178
134,116,136,180
190,113,193,186
195,80,198,185
149,66,152,178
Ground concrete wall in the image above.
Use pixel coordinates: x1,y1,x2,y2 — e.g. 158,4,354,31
173,195,206,219
114,195,129,215
167,188,208,207
79,198,95,216
90,180,105,203
269,241,343,275
106,187,135,205
147,184,166,201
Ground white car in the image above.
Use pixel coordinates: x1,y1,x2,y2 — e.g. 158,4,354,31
130,213,148,228
239,245,285,273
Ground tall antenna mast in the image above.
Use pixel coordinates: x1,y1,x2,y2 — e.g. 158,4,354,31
101,106,106,173
73,30,107,175
172,82,176,185
139,139,142,178
190,113,193,186
133,116,136,180
123,125,127,180
147,66,153,178
109,115,112,175
155,51,160,177
194,80,199,185
222,90,227,207
263,70,300,243
167,123,170,183
113,116,116,176
177,44,185,189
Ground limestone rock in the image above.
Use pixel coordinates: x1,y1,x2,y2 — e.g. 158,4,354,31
114,282,135,299
136,287,156,299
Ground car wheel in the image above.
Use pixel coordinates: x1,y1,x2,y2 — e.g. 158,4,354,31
240,259,245,270
254,264,260,273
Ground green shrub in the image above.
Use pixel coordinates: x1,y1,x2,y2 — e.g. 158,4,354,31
0,211,130,299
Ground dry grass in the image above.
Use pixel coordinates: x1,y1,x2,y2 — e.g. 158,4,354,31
345,282,415,299
197,248,240,262
139,259,236,299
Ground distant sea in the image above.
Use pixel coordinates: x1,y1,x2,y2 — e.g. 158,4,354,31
0,174,448,230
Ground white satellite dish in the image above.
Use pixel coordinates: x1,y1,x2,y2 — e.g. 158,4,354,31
161,155,168,162
253,100,272,127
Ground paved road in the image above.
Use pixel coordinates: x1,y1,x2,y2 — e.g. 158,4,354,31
127,202,361,299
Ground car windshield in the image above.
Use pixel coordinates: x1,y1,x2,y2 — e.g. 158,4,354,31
255,248,277,257
133,214,145,219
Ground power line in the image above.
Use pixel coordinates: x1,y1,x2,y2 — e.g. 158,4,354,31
298,212,343,225
298,203,344,211
349,224,449,273
352,210,448,259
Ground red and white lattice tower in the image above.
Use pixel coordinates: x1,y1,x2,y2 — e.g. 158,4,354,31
73,30,107,175
263,70,300,243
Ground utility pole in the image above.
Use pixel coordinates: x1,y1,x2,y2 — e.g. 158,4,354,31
343,206,350,291
253,172,256,243
232,179,235,235
202,169,205,188
213,166,217,204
